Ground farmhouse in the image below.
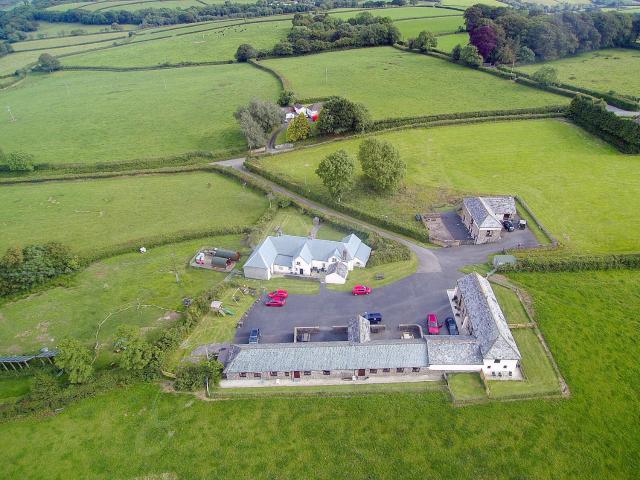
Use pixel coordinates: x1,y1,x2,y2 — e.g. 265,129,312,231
461,196,516,244
243,234,371,284
224,273,521,382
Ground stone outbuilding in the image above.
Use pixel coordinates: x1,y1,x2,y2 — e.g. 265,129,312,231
461,196,516,244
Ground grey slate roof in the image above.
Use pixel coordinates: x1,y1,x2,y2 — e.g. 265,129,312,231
348,316,371,344
244,234,370,270
425,337,483,366
224,340,429,373
0,349,57,364
326,261,348,279
273,254,293,267
483,196,516,216
463,197,503,229
456,273,521,360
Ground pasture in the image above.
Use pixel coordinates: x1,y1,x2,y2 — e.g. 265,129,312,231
434,32,469,52
82,0,205,11
31,21,134,36
0,64,280,164
0,171,268,254
517,48,640,97
262,47,566,119
0,234,244,358
253,119,640,253
11,31,128,51
330,6,463,21
1,269,638,478
394,15,465,39
62,20,290,67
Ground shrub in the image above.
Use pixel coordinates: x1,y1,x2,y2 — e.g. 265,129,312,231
5,151,35,172
235,44,257,62
358,138,406,193
532,66,558,86
174,360,224,391
315,149,356,202
278,89,296,106
286,114,311,142
460,44,483,67
408,30,437,52
451,44,462,62
55,338,93,384
317,96,370,135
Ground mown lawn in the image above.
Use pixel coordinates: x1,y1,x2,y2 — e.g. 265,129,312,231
447,372,486,402
62,20,290,67
1,270,638,478
0,64,279,164
492,284,530,326
517,48,640,97
254,119,640,253
262,47,566,118
0,172,268,254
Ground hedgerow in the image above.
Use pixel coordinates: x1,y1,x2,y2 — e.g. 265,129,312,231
499,253,640,273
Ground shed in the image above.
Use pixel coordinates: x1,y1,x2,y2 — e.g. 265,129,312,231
212,256,232,268
214,249,240,261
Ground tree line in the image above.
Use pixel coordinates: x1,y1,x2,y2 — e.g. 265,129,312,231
464,4,640,64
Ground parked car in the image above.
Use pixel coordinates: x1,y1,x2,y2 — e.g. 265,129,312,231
503,220,515,232
363,312,382,324
415,213,422,222
519,219,527,230
352,285,372,295
427,313,439,335
445,317,459,335
265,297,286,307
268,289,289,299
248,328,260,344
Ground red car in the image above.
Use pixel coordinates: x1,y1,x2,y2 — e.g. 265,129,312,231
427,313,439,335
352,285,372,296
265,297,286,307
268,289,289,299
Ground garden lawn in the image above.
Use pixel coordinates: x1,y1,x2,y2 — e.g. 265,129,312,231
261,47,566,119
62,20,290,67
0,64,280,164
517,48,640,98
492,284,530,326
0,235,244,358
447,372,487,402
394,15,465,39
253,119,640,253
0,171,268,254
1,270,638,478
435,32,469,52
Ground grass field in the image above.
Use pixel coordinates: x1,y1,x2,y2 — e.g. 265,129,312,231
0,377,32,405
447,372,487,402
0,234,244,357
492,284,530,326
394,16,464,39
254,119,640,253
262,47,565,119
330,6,462,21
435,32,469,52
0,64,279,164
1,269,637,478
45,1,95,11
517,48,640,97
84,0,205,11
0,172,267,254
62,20,290,67
32,21,135,36
11,31,128,51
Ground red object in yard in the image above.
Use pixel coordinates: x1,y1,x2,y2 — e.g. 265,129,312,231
268,289,289,299
427,313,439,335
352,285,372,296
311,114,319,122
265,297,286,307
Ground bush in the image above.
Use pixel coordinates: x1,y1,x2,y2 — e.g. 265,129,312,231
55,338,93,384
5,151,35,172
358,138,406,193
174,360,223,391
460,44,483,67
36,53,61,72
451,44,462,62
531,66,558,86
286,114,311,142
235,44,257,62
408,30,437,52
317,96,370,135
278,89,296,106
499,253,640,273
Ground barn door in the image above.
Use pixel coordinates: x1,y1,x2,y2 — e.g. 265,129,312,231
293,371,300,379
358,369,366,377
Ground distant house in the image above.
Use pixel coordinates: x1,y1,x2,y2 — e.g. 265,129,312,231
461,196,516,244
293,103,308,116
243,234,371,284
307,103,322,122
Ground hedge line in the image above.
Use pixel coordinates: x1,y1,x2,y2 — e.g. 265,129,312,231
248,59,288,90
242,161,430,243
61,60,233,71
499,253,640,273
15,34,129,52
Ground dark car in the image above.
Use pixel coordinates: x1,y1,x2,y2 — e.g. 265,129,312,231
248,328,261,344
503,220,515,232
445,317,459,335
363,312,382,324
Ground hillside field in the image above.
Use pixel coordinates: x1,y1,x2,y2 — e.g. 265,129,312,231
254,119,640,253
517,48,640,98
1,269,637,478
11,31,128,52
0,64,280,165
262,47,566,119
394,15,464,39
0,171,268,254
435,32,469,52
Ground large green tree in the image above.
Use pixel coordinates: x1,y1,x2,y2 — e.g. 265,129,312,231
317,97,370,135
114,325,158,372
409,30,438,52
532,66,558,86
37,53,61,72
460,44,483,67
235,44,256,62
286,114,311,142
55,338,93,384
358,138,405,193
315,150,355,202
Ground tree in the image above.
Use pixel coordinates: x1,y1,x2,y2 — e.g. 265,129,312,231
272,40,293,56
5,151,34,172
358,138,405,193
495,44,516,66
517,45,535,64
235,43,256,62
460,44,483,67
278,90,295,107
532,66,558,86
286,114,311,142
236,99,283,134
37,53,61,72
409,30,437,52
174,360,224,391
0,41,13,59
118,334,157,372
55,338,93,384
237,111,267,149
469,23,500,61
451,44,462,62
317,96,370,135
315,150,355,202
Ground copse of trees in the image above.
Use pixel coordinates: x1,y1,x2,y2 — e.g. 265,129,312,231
317,96,371,135
464,4,640,64
36,52,61,72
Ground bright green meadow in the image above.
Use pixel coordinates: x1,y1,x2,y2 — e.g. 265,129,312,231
435,32,469,52
0,269,637,478
11,31,128,51
0,64,280,164
254,119,640,253
394,15,465,39
262,47,566,118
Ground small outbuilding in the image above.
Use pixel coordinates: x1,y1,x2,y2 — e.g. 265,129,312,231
461,196,516,244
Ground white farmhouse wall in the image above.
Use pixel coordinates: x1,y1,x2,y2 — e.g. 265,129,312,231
429,365,482,372
482,359,519,378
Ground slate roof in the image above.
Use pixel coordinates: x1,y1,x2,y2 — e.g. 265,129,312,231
456,273,521,360
463,197,503,229
224,340,429,373
425,337,483,365
326,261,348,279
348,316,371,344
483,196,516,216
0,349,57,364
244,234,370,270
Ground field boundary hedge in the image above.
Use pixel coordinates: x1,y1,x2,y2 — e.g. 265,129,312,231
498,252,640,273
514,196,558,246
248,59,288,90
14,34,129,52
61,60,233,71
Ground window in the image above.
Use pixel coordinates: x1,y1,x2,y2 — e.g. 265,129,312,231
370,369,377,374
383,368,390,373
503,365,507,369
323,370,331,376
270,371,278,377
508,371,513,377
492,371,496,377
396,368,404,373
296,261,300,266
239,372,247,378
284,372,290,377
304,371,311,376
412,367,420,373
494,359,501,363
253,373,261,378
486,230,493,237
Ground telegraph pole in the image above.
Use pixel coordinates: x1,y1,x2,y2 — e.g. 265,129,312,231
6,106,15,122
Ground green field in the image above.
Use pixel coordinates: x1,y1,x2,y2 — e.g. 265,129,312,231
0,172,267,254
84,0,204,11
1,269,637,478
0,234,243,357
0,64,279,164
45,1,95,11
262,47,565,119
517,48,640,98
11,31,128,51
435,32,469,52
31,21,135,36
62,20,290,67
394,15,464,39
447,372,487,402
492,284,530,326
253,119,639,253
